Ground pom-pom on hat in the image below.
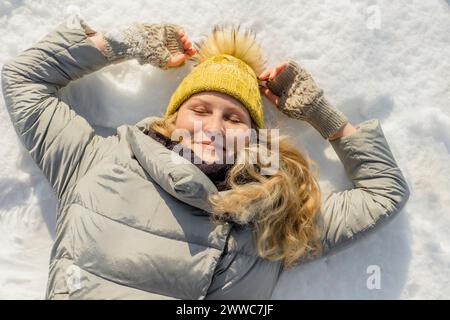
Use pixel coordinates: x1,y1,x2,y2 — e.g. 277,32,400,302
165,24,267,129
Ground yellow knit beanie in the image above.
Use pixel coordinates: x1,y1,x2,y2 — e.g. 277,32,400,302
165,24,266,129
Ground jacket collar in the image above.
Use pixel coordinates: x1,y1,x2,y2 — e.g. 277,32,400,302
123,116,231,214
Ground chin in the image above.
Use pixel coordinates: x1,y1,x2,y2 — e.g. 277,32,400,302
199,152,223,164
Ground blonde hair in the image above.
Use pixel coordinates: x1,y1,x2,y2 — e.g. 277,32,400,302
149,23,323,270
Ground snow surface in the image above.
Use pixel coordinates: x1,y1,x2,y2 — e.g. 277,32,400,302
0,0,449,299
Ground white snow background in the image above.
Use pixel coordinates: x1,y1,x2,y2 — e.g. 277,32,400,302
0,0,449,299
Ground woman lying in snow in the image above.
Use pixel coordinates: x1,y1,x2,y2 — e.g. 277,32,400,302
1,16,410,299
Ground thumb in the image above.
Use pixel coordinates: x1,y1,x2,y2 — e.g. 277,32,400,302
259,85,279,106
167,52,188,67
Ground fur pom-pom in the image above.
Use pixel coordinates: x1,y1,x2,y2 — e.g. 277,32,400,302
190,23,267,76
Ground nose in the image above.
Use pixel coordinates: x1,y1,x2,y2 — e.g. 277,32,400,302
203,114,225,144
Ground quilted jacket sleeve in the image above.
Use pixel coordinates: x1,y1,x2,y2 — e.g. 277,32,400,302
315,119,410,257
1,18,114,200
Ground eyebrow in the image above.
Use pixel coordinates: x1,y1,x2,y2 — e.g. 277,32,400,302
190,97,211,105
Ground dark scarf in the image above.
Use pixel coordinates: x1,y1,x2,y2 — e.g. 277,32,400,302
145,127,234,191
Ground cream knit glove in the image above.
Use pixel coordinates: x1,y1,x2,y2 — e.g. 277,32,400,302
265,60,349,139
103,22,185,69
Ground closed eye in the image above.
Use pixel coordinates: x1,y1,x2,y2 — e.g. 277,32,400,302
227,113,244,123
228,117,242,123
192,107,209,114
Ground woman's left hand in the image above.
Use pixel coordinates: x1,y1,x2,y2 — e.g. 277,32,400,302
166,28,197,68
258,59,349,140
257,61,289,106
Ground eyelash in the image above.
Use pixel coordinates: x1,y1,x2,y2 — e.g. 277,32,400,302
193,108,241,123
194,109,208,115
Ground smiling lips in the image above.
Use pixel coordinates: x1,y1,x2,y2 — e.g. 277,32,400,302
199,140,225,151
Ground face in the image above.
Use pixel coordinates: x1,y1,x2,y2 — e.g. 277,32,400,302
174,91,253,164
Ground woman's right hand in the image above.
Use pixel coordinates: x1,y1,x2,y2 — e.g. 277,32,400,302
102,22,193,70
166,28,197,68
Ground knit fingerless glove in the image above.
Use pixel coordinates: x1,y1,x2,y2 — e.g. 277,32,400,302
102,22,185,70
265,60,349,139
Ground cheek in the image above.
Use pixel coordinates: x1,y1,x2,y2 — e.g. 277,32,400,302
175,112,195,133
175,112,206,146
225,130,251,149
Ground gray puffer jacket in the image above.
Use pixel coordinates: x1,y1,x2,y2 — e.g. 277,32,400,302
1,19,410,300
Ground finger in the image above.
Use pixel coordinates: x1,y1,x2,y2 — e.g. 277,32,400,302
269,68,278,81
186,47,197,56
258,69,271,80
180,35,187,43
259,85,279,106
275,61,288,73
168,53,189,66
183,40,192,50
265,90,279,106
